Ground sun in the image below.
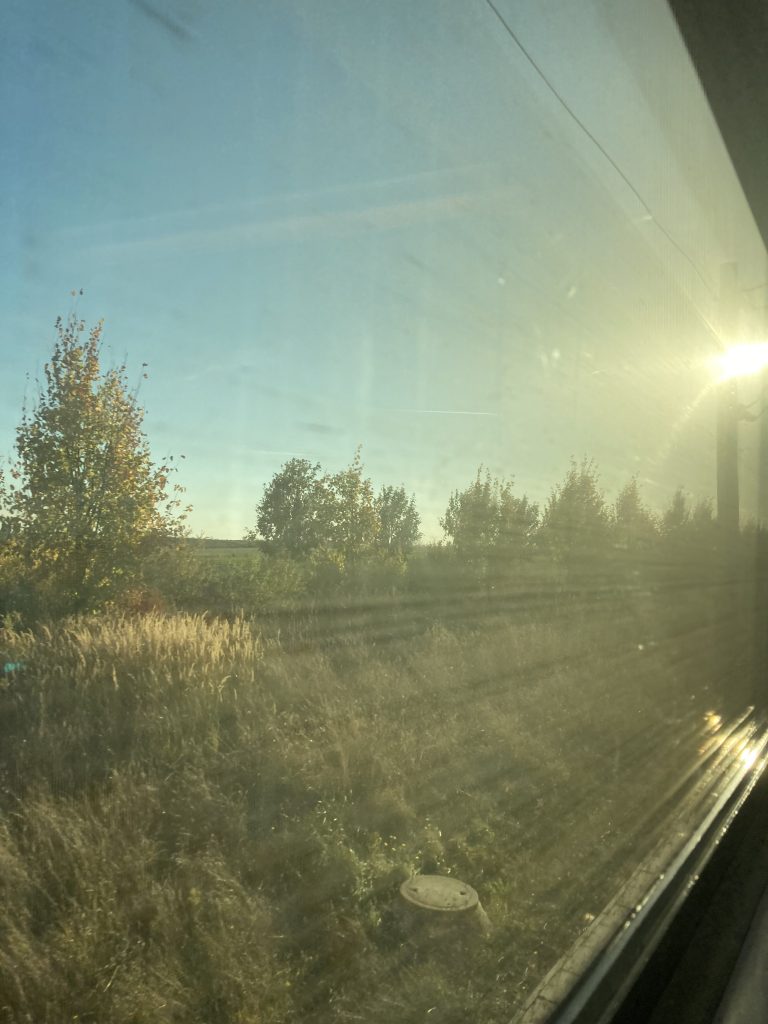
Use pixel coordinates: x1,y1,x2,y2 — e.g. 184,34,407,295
713,342,768,381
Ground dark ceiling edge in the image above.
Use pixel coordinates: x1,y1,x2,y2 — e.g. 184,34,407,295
666,0,768,253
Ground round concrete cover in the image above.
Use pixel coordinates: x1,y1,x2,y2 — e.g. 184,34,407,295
400,875,479,912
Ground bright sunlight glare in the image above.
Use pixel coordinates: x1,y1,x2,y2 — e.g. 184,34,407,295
713,342,768,381
740,745,759,770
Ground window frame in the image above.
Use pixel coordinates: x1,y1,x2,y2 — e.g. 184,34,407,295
517,719,768,1023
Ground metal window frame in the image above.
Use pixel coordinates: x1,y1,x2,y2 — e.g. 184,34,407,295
516,717,768,1023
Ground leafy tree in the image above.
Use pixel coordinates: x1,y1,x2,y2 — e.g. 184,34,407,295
690,497,716,534
374,485,421,555
441,468,537,562
496,484,539,558
656,487,727,613
441,471,497,559
661,487,691,535
606,477,661,598
612,478,658,551
0,313,187,612
318,448,379,562
250,449,379,565
661,491,721,551
538,458,610,572
248,458,325,556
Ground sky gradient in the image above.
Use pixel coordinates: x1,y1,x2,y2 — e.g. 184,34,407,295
2,0,766,538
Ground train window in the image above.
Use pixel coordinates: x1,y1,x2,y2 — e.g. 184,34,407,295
1,1,766,1022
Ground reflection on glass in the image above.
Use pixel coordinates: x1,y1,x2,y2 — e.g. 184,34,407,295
740,745,760,770
0,1,766,1022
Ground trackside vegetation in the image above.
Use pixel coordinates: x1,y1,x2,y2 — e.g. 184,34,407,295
0,316,764,1022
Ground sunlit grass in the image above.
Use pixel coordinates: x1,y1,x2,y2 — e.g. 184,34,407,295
0,590,757,1023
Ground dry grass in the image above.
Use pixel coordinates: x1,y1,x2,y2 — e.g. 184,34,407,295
0,585,757,1023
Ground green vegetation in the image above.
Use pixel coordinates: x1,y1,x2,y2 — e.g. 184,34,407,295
0,315,187,618
0,315,764,1022
0,590,757,1023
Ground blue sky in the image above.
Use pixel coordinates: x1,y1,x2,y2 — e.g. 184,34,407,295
2,0,766,538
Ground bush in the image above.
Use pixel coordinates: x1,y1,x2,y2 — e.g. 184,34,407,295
139,544,307,616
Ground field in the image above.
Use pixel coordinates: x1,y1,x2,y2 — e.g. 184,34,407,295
0,575,757,1024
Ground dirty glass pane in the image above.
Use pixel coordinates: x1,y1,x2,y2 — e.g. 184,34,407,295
1,2,766,1022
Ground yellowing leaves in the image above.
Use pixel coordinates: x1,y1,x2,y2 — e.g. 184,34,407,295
4,313,189,612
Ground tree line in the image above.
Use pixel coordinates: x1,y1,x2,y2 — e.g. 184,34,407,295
252,451,729,584
0,313,758,619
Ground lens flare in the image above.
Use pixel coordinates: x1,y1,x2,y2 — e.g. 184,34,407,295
713,342,768,381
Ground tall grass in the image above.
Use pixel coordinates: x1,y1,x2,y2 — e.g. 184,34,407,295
0,587,758,1022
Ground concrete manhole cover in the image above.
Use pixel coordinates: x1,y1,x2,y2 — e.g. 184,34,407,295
400,875,479,913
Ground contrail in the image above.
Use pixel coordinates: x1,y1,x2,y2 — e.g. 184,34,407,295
55,163,500,243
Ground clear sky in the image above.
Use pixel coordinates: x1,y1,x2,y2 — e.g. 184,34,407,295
2,0,766,538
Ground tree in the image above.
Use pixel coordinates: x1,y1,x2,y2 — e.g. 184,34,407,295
661,487,691,535
690,497,716,535
441,468,538,563
374,485,421,555
0,313,188,612
659,489,720,587
607,477,661,596
496,484,539,559
441,471,497,560
538,458,610,576
612,478,658,552
318,448,379,562
248,458,325,556
250,448,380,563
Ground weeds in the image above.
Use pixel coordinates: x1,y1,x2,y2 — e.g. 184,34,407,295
0,587,757,1022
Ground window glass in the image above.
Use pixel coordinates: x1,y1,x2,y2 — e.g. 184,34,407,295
1,2,766,1022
